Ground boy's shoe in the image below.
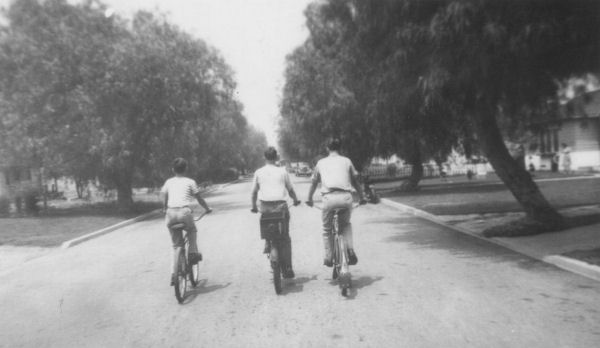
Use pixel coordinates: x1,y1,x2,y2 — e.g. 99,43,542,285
283,267,295,279
189,252,203,264
323,258,333,267
348,249,358,265
263,240,271,254
170,273,177,286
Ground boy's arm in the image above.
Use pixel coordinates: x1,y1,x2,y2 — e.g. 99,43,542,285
350,165,366,204
306,167,320,206
162,192,168,213
284,172,300,205
194,193,211,213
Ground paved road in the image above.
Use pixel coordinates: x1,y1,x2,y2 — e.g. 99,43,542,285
1,178,599,347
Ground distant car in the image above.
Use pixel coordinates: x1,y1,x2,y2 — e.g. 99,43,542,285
295,166,312,177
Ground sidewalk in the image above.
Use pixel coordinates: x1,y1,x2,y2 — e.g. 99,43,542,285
381,198,600,282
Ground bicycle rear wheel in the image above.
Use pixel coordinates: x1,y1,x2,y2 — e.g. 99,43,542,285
332,234,340,280
336,232,351,297
270,244,282,295
174,250,187,304
189,261,200,287
186,241,200,287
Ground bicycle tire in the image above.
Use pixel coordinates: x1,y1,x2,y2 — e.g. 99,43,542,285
270,245,282,295
332,234,340,280
186,240,200,287
174,250,187,304
189,262,200,287
272,261,282,295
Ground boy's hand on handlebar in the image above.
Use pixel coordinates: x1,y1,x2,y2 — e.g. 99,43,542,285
250,207,258,213
206,208,213,214
293,200,301,206
305,200,314,207
359,198,368,205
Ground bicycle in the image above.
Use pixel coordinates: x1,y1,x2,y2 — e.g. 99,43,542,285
309,201,360,297
257,201,299,295
170,210,209,304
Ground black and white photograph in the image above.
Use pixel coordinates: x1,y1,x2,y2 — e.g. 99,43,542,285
0,0,599,347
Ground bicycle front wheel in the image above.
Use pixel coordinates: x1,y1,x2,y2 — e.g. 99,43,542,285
174,250,187,304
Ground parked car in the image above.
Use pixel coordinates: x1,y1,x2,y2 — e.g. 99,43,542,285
295,166,312,177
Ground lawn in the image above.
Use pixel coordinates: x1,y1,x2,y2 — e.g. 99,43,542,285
0,201,161,247
382,176,600,215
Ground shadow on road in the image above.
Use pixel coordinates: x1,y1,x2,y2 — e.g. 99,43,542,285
379,216,552,272
182,280,231,304
329,275,383,300
281,274,318,295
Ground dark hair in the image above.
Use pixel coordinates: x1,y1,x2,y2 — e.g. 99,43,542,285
327,138,341,152
172,158,188,174
264,147,278,161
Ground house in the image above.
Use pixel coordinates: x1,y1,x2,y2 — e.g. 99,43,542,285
0,165,41,201
527,89,600,172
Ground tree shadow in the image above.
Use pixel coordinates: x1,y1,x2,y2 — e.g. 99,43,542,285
182,280,231,304
280,274,318,295
380,215,553,272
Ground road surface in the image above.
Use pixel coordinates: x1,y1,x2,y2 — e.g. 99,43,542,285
1,178,599,347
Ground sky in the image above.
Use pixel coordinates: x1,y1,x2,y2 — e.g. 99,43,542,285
100,0,313,145
1,0,314,145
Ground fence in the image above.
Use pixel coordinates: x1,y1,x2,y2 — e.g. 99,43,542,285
362,163,493,181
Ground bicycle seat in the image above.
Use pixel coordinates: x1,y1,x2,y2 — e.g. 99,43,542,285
170,222,186,230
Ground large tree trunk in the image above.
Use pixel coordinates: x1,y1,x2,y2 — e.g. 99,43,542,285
400,141,423,191
113,171,134,210
473,106,564,230
116,182,133,209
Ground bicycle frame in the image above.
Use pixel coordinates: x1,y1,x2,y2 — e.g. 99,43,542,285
311,202,359,296
171,210,208,304
258,202,295,295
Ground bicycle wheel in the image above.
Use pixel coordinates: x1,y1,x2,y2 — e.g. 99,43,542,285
332,234,340,280
270,244,282,295
337,236,351,297
189,261,200,287
186,242,200,287
174,249,187,304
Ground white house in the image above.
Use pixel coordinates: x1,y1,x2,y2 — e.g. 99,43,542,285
528,89,600,172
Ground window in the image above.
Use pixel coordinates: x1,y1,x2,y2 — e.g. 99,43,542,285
539,128,560,154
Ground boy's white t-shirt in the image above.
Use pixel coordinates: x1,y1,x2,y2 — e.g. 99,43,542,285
313,153,357,194
252,164,293,201
161,176,200,208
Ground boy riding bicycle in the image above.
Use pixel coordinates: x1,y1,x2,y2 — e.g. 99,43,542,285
307,138,366,267
251,147,301,279
161,158,212,286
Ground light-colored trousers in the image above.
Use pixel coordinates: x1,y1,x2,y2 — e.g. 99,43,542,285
321,191,354,255
165,207,199,275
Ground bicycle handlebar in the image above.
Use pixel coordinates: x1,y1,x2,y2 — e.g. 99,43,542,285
194,208,212,221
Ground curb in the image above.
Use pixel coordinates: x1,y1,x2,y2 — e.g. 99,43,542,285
59,182,229,249
380,198,600,283
61,209,162,249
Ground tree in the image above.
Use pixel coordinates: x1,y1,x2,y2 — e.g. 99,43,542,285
424,0,600,229
0,0,260,208
280,0,459,185
302,0,600,230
